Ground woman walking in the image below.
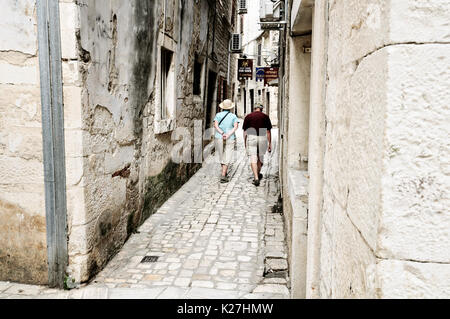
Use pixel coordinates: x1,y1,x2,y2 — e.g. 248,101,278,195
214,99,239,183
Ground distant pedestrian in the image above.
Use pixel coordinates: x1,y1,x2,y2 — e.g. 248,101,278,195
243,104,273,186
214,99,239,183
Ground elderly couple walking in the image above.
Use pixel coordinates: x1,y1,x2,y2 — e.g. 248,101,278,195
214,99,273,187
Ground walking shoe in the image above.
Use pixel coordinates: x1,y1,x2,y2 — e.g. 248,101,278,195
259,173,263,180
220,176,229,183
252,179,260,187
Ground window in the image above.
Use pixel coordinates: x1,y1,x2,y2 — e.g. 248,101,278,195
160,47,175,120
222,78,228,100
217,76,228,112
193,57,203,96
155,33,177,135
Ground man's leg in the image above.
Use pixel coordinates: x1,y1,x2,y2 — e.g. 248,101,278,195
248,135,261,185
250,158,259,180
257,158,263,174
221,164,228,177
257,136,267,178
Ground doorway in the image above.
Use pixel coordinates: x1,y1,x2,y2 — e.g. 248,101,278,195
205,70,217,129
243,89,247,115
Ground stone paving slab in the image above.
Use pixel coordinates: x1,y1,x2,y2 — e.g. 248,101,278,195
0,128,289,299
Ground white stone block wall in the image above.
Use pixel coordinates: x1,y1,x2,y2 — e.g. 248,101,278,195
59,0,87,284
319,0,450,298
0,0,47,284
1,0,240,286
0,0,85,285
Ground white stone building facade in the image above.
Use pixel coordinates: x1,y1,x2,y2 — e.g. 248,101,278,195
280,0,450,298
236,0,279,125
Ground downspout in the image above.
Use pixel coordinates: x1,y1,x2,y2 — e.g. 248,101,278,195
202,2,211,131
211,0,217,57
227,47,231,85
36,0,68,289
163,0,167,34
278,0,288,191
305,0,329,299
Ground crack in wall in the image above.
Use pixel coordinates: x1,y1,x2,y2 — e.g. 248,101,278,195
355,41,450,73
0,50,36,65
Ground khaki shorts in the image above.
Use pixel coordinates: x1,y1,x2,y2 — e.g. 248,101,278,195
247,135,268,163
214,138,235,166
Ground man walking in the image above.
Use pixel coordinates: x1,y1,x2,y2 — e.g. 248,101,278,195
214,99,239,183
243,104,273,186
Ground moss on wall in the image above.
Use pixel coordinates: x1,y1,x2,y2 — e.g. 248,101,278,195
140,161,201,225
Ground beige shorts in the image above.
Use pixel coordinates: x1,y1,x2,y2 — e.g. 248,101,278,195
247,135,268,163
214,138,235,166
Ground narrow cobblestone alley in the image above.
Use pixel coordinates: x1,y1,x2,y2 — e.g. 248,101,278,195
0,128,290,299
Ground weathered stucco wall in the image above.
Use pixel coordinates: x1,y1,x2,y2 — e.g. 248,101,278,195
0,0,238,286
319,0,450,298
287,35,311,171
65,0,238,283
0,0,48,284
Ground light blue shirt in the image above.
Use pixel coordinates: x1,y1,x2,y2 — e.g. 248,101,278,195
214,111,239,140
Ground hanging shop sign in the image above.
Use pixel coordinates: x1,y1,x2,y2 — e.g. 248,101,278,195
264,67,279,85
256,67,265,82
238,59,254,80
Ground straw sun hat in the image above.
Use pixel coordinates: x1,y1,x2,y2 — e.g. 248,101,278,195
219,99,235,110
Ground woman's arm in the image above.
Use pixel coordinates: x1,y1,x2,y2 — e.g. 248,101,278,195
214,120,224,136
224,121,239,140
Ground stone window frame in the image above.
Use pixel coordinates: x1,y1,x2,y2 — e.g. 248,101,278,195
155,32,177,135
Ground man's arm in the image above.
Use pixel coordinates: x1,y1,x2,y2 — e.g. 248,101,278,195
266,115,273,153
244,130,248,148
267,130,272,153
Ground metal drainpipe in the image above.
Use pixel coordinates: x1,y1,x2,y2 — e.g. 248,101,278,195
163,0,167,34
227,46,231,85
36,0,68,289
202,2,211,131
211,0,217,58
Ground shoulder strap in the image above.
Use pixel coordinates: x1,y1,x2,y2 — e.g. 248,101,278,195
219,111,231,126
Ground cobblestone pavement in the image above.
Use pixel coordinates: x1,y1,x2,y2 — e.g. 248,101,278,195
0,128,290,299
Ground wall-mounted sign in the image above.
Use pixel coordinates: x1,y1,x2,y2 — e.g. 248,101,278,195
238,59,253,80
256,67,265,82
264,67,279,85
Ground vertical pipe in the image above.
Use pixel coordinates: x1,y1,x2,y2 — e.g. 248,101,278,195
306,0,329,299
202,1,211,131
36,0,68,288
227,49,231,85
163,0,167,34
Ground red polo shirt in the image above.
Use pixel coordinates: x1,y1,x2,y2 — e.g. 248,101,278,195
243,111,273,136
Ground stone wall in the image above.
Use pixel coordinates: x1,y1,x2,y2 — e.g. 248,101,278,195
0,0,48,284
0,0,238,286
66,0,239,283
319,0,450,298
